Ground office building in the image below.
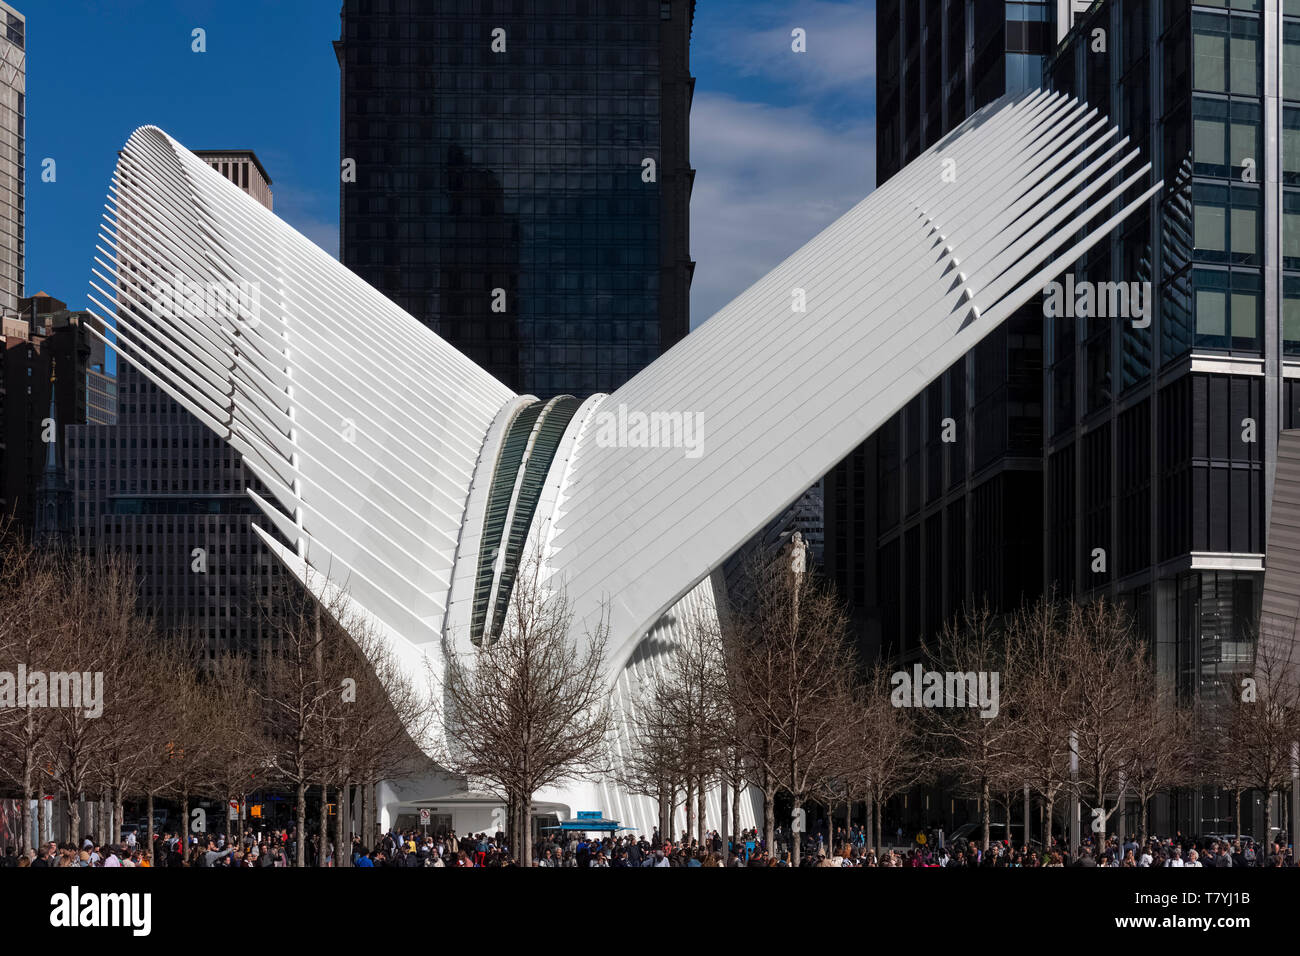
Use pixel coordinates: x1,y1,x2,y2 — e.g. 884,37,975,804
1042,0,1300,836
840,0,1293,836
67,150,288,662
1,294,101,537
826,0,1059,662
335,0,695,398
0,2,22,317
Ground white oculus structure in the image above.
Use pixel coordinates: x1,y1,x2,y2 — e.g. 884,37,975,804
87,90,1160,837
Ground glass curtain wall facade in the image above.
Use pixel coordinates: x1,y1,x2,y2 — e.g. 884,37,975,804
1045,0,1290,726
827,0,1056,663
1029,0,1286,837
0,2,23,317
336,0,695,400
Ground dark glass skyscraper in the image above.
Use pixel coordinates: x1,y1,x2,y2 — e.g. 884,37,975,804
1045,0,1285,720
1042,0,1296,838
826,0,1058,663
840,0,1294,837
336,0,695,399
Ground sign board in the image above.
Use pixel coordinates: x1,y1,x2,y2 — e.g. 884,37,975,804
576,811,602,819
419,809,431,825
228,800,239,821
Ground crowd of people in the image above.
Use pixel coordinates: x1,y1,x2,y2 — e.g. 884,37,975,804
0,830,297,868
342,824,1298,868
1,825,1293,868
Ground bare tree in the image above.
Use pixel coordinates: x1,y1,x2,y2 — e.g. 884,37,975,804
807,684,867,857
46,553,140,843
94,603,168,848
162,638,226,850
1222,623,1300,848
857,664,926,854
645,599,730,845
0,527,59,852
616,650,687,842
1127,690,1196,842
1060,599,1150,846
206,654,272,845
254,580,342,867
334,619,432,863
724,547,858,864
437,555,612,865
131,639,201,852
922,604,1020,851
1004,596,1075,850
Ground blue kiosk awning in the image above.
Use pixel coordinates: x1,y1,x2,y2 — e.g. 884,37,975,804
541,811,631,833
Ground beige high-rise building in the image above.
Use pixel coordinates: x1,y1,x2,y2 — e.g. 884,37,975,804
0,2,23,317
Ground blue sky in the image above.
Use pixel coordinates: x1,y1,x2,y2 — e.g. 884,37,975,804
24,0,875,326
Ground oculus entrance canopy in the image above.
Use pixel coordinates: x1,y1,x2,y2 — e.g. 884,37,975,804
86,90,1159,827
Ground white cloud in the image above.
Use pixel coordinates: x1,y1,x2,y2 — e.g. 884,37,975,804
699,0,876,97
689,92,875,326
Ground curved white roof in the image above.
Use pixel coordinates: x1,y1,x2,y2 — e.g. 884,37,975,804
85,89,1159,700
87,125,515,654
545,90,1161,667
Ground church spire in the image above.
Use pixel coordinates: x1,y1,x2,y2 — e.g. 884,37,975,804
43,370,60,474
34,367,72,551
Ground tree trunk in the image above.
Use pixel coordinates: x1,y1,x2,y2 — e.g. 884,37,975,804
358,781,368,851
763,787,775,858
1263,788,1274,850
521,788,533,866
720,771,729,863
146,792,156,858
294,781,307,867
179,789,189,847
1094,769,1106,845
865,791,874,855
19,778,32,854
114,788,125,849
685,777,696,845
873,792,882,855
791,797,803,866
697,777,706,846
1043,793,1054,851
370,779,380,847
336,780,349,868
67,793,81,850
824,799,832,855
318,783,329,867
517,797,527,866
981,778,991,851
731,777,741,846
